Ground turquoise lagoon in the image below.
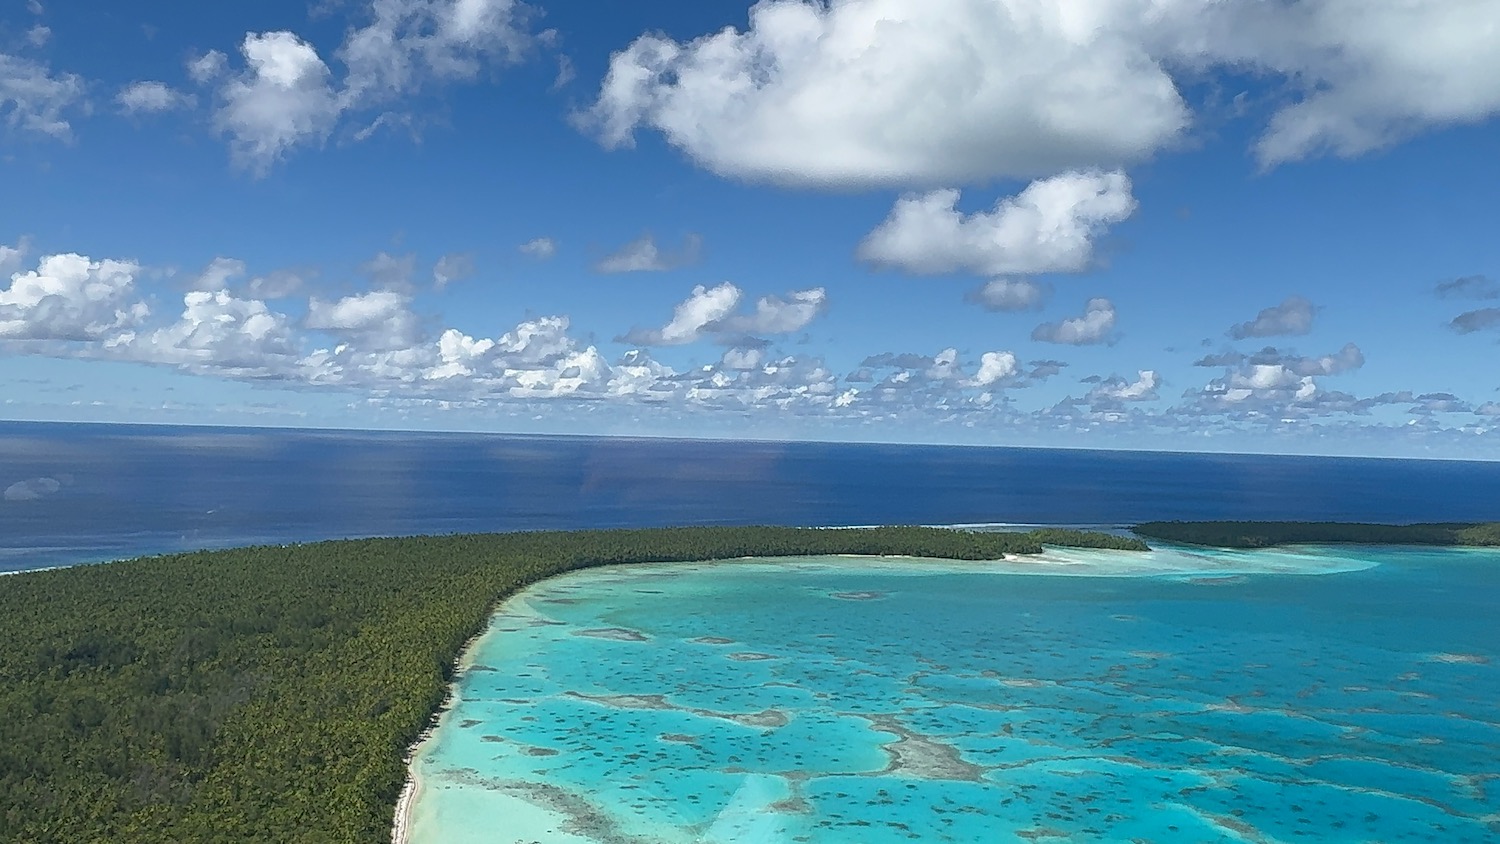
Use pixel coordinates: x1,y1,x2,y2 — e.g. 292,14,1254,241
404,545,1500,843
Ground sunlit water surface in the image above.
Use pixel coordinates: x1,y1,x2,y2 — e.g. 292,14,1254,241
407,545,1500,843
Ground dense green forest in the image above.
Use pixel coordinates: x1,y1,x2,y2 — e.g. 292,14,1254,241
1133,520,1500,548
0,525,1142,843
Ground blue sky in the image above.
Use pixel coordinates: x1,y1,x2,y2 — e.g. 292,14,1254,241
3,0,1499,457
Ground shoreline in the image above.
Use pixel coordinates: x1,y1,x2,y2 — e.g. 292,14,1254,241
391,610,501,844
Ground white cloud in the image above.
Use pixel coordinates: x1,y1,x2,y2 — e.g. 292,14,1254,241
595,233,701,273
967,278,1048,312
117,81,195,115
187,50,229,85
1090,369,1160,402
721,347,765,371
1223,0,1500,167
139,290,300,377
968,351,1020,387
1031,298,1117,345
433,252,476,289
305,289,420,349
0,252,148,341
214,32,342,174
0,239,29,277
202,1,539,172
858,171,1135,276
720,287,827,335
582,1,1500,185
623,283,828,345
428,327,496,380
27,25,50,47
338,0,534,106
579,0,1188,187
191,257,247,291
1230,296,1316,339
494,315,575,365
623,282,742,346
0,50,87,139
1187,342,1369,420
519,237,557,259
244,268,308,299
360,250,417,291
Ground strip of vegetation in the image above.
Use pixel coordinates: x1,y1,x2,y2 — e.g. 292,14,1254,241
1133,520,1500,548
1023,528,1149,551
0,525,1137,843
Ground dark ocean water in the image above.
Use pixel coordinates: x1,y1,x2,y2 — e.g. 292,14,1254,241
4,420,1500,573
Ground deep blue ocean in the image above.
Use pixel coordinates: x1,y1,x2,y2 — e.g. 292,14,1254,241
4,420,1500,574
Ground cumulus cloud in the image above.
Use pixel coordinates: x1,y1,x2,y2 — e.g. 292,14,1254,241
720,288,827,336
433,252,476,289
190,257,247,291
721,347,765,371
206,1,538,172
966,278,1048,312
139,290,300,377
623,283,829,346
622,282,742,345
1435,275,1500,300
1229,296,1316,339
1187,342,1367,419
1031,298,1117,345
595,233,701,274
187,50,229,84
580,0,1500,184
184,258,306,299
968,351,1020,387
214,32,343,173
519,237,557,259
1450,308,1500,334
1226,0,1500,167
337,0,534,106
858,171,1136,276
1293,343,1365,377
306,289,420,349
578,0,1188,187
1089,370,1161,402
0,252,149,341
117,81,195,115
0,50,87,139
27,25,51,48
0,239,30,277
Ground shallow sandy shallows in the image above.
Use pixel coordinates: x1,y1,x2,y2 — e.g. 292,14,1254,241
396,546,1499,844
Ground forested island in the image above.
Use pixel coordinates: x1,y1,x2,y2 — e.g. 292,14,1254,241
0,525,1142,843
1133,520,1500,548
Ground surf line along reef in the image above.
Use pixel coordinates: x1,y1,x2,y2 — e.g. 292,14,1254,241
0,525,1144,842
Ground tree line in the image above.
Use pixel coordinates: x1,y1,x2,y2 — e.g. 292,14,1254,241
1132,520,1500,548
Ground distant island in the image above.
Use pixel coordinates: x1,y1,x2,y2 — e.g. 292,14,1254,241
1134,520,1500,548
0,525,1141,843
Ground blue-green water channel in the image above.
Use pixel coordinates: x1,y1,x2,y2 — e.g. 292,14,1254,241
404,545,1500,843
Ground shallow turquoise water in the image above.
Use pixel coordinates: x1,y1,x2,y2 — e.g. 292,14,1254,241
407,546,1500,843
